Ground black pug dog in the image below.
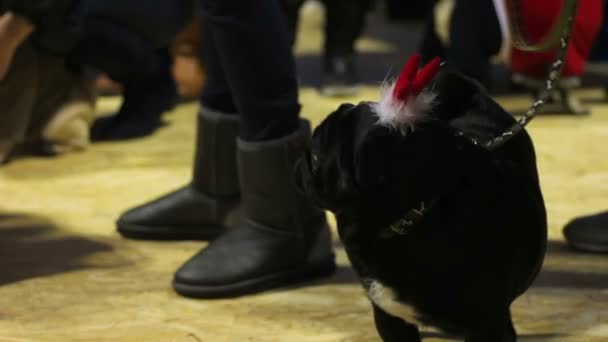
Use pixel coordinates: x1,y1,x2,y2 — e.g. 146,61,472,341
295,55,547,342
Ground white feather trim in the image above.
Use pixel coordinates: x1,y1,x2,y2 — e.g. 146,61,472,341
372,81,437,134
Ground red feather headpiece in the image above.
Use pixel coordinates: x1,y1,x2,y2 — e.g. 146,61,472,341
373,54,441,132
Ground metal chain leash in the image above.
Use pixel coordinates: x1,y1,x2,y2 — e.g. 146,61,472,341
484,0,579,150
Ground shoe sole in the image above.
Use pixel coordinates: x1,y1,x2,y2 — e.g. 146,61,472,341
567,241,608,253
172,258,337,299
117,222,224,241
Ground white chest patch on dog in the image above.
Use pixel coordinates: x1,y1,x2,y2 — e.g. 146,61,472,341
367,280,421,325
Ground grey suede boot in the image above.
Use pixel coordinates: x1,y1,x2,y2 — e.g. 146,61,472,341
117,107,241,240
173,120,336,298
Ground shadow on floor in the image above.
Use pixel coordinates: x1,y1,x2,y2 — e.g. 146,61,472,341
421,331,568,341
534,268,608,289
326,239,608,290
0,213,119,286
532,240,608,290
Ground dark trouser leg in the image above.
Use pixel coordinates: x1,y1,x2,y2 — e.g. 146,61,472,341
320,0,370,95
281,0,307,45
71,0,192,48
419,3,447,64
200,19,238,114
70,21,178,141
199,0,300,142
447,0,501,88
323,0,370,60
172,0,335,298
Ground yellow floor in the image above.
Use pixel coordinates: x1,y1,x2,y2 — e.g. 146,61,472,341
1,88,607,342
1,4,608,341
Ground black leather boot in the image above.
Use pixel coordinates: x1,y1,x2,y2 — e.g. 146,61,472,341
563,211,608,253
173,120,336,298
117,107,241,240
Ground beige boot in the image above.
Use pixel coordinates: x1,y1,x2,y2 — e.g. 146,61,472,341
41,77,95,154
29,52,95,155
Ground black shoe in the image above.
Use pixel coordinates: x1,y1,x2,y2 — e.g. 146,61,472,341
173,120,336,298
90,75,177,141
563,211,608,253
117,107,241,240
320,56,361,97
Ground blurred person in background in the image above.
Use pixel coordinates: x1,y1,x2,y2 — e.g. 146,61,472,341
509,0,603,115
0,0,192,160
284,0,372,96
66,1,192,140
508,0,605,252
0,3,95,163
419,0,504,90
420,0,602,115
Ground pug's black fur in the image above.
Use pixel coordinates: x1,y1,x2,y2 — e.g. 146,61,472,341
296,71,547,342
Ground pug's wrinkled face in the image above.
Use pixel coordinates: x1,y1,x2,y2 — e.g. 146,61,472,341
296,101,469,232
296,103,370,213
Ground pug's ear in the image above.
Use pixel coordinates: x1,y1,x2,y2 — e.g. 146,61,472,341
352,126,397,192
430,71,485,121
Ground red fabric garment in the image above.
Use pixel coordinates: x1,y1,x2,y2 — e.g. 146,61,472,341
510,0,603,78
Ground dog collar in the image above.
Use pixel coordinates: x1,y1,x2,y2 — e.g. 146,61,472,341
387,200,433,236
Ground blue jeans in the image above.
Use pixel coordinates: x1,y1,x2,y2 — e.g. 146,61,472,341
200,0,300,141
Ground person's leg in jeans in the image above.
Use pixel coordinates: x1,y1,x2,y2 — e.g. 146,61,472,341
117,19,242,241
282,0,306,45
119,0,335,298
172,0,334,298
320,0,371,96
419,1,447,64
